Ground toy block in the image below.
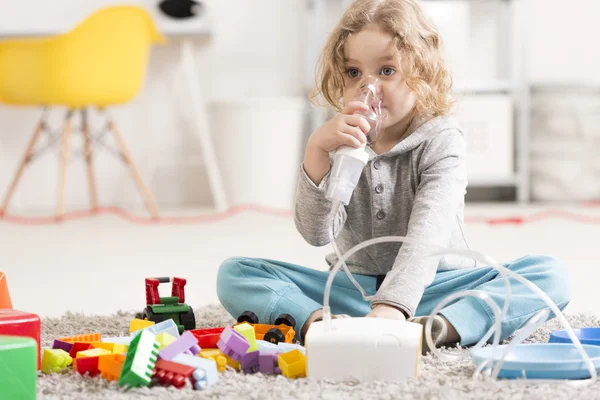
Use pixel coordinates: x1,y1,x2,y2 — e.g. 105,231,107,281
69,342,93,358
158,331,200,361
256,339,279,352
278,349,306,379
240,350,260,374
277,342,306,355
0,335,36,400
73,355,101,377
76,348,111,358
172,354,219,390
129,318,155,333
58,333,102,343
259,350,281,374
101,336,133,345
217,326,249,362
91,342,127,354
41,348,72,374
198,349,227,372
152,358,195,389
0,309,41,368
156,332,176,350
119,329,159,388
0,272,12,308
131,319,179,339
234,322,258,352
98,354,126,382
52,339,73,353
190,327,225,349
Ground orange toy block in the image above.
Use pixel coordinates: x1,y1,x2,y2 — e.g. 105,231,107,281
98,354,126,381
0,272,12,309
59,333,102,343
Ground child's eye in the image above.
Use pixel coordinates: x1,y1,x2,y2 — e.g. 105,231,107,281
346,68,361,78
380,67,396,76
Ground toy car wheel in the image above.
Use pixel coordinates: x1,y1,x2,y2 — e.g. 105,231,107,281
180,308,196,331
142,308,165,324
135,312,143,320
264,328,286,344
237,310,259,325
274,313,296,329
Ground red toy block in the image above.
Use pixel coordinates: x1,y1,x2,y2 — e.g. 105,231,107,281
73,355,101,377
69,342,93,358
152,359,195,389
0,309,41,368
190,327,225,349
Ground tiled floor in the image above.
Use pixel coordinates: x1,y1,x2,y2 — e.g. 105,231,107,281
1,203,598,318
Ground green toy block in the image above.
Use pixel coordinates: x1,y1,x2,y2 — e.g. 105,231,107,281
118,329,159,389
234,323,258,352
0,335,37,400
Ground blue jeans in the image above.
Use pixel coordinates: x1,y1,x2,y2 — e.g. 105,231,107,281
216,255,571,345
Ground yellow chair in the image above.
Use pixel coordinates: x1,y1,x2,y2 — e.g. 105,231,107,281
0,5,166,218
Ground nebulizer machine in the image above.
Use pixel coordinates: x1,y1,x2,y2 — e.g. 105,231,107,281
305,77,600,385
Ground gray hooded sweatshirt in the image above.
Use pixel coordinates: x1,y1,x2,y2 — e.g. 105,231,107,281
294,115,475,318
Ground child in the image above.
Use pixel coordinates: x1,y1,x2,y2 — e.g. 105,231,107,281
217,0,570,352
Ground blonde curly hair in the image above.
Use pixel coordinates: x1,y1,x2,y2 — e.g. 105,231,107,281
313,0,454,117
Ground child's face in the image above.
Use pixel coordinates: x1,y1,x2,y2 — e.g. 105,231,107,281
343,24,416,134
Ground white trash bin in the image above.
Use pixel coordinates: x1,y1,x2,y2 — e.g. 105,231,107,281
209,97,306,210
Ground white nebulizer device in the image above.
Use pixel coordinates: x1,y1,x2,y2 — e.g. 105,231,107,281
325,77,383,206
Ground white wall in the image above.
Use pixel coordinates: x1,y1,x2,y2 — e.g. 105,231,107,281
0,0,598,211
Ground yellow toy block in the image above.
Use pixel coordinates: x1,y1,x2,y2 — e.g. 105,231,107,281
41,348,73,374
155,332,176,350
91,342,127,354
58,333,102,343
278,349,306,379
129,318,155,333
76,348,111,358
198,348,228,372
234,323,257,352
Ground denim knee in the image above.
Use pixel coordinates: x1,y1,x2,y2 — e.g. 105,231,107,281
530,255,572,308
216,257,245,307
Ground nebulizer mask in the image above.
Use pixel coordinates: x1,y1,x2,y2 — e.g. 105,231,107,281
305,78,598,385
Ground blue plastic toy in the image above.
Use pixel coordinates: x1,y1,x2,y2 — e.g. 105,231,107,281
471,344,600,379
549,328,600,346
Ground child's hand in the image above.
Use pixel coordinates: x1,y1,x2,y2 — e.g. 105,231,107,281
308,101,373,153
367,304,407,320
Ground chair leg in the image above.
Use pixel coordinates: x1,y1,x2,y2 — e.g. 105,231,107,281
106,117,159,218
81,108,98,210
1,114,47,213
56,110,73,219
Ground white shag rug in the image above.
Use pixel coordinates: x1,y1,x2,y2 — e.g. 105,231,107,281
37,305,600,399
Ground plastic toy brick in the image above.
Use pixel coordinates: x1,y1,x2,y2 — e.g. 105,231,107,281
158,331,200,361
256,339,278,352
91,342,127,354
156,332,176,350
190,327,225,349
172,354,219,390
217,326,250,362
234,323,258,352
0,272,12,309
129,318,155,333
98,353,126,382
73,355,101,377
76,348,111,358
152,358,195,389
0,335,36,400
276,342,306,355
69,342,93,358
240,350,260,374
52,339,73,353
259,350,281,374
119,329,160,388
198,349,227,372
131,319,179,339
0,309,41,368
58,332,102,343
41,348,73,374
278,349,306,379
